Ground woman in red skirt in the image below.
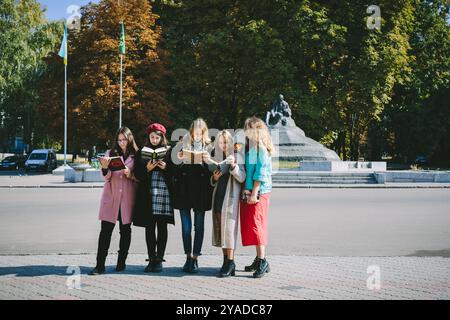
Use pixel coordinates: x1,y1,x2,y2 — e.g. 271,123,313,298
240,117,274,278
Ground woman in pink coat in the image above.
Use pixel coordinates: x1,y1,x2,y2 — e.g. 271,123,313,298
89,127,139,275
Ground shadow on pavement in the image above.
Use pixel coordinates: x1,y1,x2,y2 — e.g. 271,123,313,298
0,265,229,278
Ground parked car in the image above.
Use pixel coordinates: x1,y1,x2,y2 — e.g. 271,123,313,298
414,155,428,165
0,155,27,170
25,149,58,173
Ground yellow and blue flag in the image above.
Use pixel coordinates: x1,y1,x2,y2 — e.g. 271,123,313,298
58,24,68,65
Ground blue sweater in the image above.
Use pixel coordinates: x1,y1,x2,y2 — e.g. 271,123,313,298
244,146,272,194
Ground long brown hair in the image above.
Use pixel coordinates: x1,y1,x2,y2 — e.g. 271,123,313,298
244,117,274,156
110,127,138,156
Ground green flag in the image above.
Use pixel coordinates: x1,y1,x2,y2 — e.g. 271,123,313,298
119,22,126,55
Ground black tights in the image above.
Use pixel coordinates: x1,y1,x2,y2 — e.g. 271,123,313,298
145,218,168,260
96,211,131,267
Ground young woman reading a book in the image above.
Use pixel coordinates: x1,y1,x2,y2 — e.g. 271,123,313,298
89,127,138,275
240,117,273,278
209,130,246,277
172,118,213,273
133,123,175,273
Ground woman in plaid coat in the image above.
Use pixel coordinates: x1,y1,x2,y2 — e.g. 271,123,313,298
133,123,175,273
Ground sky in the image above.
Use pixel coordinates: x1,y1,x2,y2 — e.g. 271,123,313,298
39,0,99,21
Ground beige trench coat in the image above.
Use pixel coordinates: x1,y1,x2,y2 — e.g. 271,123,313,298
210,164,246,249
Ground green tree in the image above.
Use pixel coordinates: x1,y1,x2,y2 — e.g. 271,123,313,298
297,0,415,160
37,0,172,154
379,0,450,166
157,0,294,129
157,0,417,161
0,0,60,152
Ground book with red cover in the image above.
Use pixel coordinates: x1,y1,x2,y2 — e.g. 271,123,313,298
108,156,126,172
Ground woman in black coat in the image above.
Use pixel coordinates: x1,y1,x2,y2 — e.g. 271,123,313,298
171,118,214,273
133,123,174,273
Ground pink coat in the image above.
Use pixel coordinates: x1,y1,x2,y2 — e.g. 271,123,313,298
98,150,137,224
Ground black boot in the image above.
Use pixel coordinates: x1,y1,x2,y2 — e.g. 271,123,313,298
115,250,128,272
244,256,259,272
218,259,235,278
219,255,228,274
89,265,105,275
182,257,193,272
152,257,164,273
253,258,270,278
188,259,199,273
144,257,155,273
89,253,107,275
89,225,113,276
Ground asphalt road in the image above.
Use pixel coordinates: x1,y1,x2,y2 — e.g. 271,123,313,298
0,188,449,257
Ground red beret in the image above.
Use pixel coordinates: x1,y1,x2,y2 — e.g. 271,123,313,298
146,123,167,135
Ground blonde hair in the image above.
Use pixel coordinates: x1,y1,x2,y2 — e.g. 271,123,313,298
187,118,211,146
215,130,234,156
244,116,274,156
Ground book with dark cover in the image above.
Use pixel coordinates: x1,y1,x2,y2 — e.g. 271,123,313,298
108,156,126,172
141,146,168,162
207,159,231,173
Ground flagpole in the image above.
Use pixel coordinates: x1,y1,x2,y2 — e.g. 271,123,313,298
119,53,123,128
119,1,123,128
64,63,67,166
57,23,68,171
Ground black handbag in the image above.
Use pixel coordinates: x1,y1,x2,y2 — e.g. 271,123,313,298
240,189,261,202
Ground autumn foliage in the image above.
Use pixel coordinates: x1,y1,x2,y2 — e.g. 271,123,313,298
36,0,172,153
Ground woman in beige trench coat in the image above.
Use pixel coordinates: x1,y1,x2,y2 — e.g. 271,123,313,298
207,130,246,278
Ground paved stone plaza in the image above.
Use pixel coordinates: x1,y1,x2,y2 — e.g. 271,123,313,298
0,254,449,300
0,174,449,300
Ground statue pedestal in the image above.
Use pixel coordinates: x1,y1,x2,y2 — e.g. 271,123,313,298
269,121,341,162
298,160,387,172
265,94,387,175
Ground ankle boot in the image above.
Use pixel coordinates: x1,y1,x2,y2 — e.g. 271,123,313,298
253,258,270,278
188,259,199,273
244,256,259,272
219,255,228,273
89,265,105,275
115,250,128,272
182,257,193,272
152,257,163,273
218,259,235,278
144,256,155,273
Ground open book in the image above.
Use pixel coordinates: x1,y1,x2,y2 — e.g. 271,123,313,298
108,156,126,172
207,159,231,173
141,146,168,162
182,149,206,164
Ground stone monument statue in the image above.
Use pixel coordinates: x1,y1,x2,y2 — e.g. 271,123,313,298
266,94,293,126
265,94,341,162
